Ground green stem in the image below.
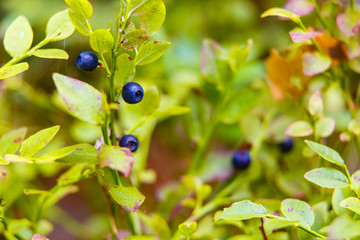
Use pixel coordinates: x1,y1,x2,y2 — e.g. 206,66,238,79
310,0,330,34
343,165,360,197
297,224,327,239
350,0,355,13
188,75,236,174
1,38,51,70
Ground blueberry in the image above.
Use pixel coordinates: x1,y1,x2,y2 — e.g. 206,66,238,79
122,82,144,104
76,51,99,71
279,138,294,153
119,134,139,152
232,150,251,170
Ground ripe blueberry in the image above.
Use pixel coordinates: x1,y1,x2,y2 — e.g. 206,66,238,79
279,138,294,153
232,150,251,170
76,51,99,71
122,82,144,104
119,134,139,152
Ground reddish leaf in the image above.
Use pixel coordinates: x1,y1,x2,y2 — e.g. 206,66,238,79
289,29,320,43
302,52,331,76
283,0,314,17
337,12,360,38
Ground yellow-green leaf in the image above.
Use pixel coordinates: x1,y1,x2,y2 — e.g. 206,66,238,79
33,49,69,60
4,16,33,57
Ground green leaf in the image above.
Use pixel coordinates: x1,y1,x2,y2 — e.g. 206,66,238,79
264,218,299,235
53,73,105,125
260,7,300,23
0,127,27,156
220,89,260,124
122,30,149,50
38,144,87,161
98,145,134,177
4,16,33,57
215,200,267,221
45,9,75,41
132,0,166,35
308,90,323,117
124,85,160,117
332,188,353,215
178,222,197,238
155,106,191,119
109,185,145,213
304,167,348,188
228,39,253,72
340,197,360,215
200,39,232,91
135,41,171,65
90,29,114,53
305,140,345,167
321,216,360,239
285,121,313,137
114,53,135,84
19,126,60,157
281,198,314,228
65,0,92,19
56,143,97,164
315,117,335,138
33,49,69,60
68,9,91,36
302,52,331,76
137,213,171,240
3,154,32,163
0,62,29,80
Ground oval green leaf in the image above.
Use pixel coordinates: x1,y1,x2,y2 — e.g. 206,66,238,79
261,7,300,23
215,200,267,221
285,121,313,137
109,185,145,213
305,140,345,167
340,197,360,215
132,0,166,35
281,198,314,228
56,143,97,164
90,29,114,53
46,9,75,41
4,16,33,57
65,0,93,19
122,30,149,50
302,52,331,76
0,62,29,80
308,90,323,117
68,8,91,36
98,145,134,177
0,127,27,156
315,117,335,138
19,125,60,157
304,167,348,188
33,49,69,60
135,41,171,65
53,73,105,125
114,53,136,84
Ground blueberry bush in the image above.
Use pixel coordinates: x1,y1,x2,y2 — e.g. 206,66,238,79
1,0,360,239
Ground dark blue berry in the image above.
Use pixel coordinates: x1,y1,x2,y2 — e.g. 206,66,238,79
119,134,139,152
122,82,144,104
279,138,294,153
76,51,99,71
232,150,251,170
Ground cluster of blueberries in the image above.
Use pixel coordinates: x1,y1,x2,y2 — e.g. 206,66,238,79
232,138,294,171
76,51,144,153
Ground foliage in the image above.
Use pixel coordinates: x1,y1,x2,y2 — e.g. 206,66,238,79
1,0,360,239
